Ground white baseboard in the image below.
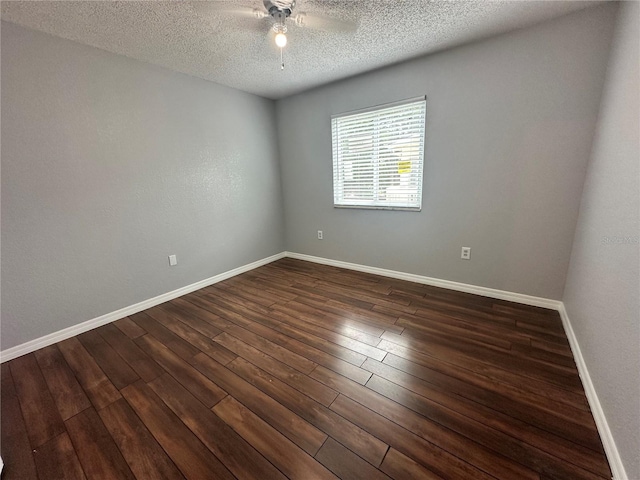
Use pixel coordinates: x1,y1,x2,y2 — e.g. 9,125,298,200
285,252,562,310
558,304,627,480
0,252,286,363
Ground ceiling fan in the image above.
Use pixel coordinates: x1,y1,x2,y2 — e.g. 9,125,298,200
193,1,358,69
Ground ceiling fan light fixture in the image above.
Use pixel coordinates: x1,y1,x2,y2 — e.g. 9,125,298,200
275,32,288,48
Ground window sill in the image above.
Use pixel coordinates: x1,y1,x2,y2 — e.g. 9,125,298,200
333,204,421,212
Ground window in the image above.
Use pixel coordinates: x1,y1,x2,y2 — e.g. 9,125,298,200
331,97,426,211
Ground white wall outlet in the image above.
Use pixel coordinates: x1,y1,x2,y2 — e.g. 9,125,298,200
317,230,323,240
461,247,471,260
168,254,178,266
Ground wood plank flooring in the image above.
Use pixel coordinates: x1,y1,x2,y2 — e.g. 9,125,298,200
1,258,612,479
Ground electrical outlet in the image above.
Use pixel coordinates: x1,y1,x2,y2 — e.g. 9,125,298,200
168,255,178,266
317,230,323,240
461,247,471,260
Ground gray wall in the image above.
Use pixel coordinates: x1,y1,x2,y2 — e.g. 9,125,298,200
276,5,617,299
1,22,284,351
563,2,640,478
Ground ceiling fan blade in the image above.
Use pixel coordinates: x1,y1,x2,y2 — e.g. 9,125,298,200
191,2,268,20
292,12,358,32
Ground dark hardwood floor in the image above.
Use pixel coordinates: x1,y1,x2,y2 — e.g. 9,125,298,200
1,258,612,479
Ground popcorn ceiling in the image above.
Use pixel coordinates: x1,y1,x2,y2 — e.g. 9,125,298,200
1,1,596,99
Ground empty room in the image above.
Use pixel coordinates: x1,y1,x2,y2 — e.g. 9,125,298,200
1,1,638,479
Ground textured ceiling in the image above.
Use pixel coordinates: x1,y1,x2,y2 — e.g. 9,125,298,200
1,1,598,99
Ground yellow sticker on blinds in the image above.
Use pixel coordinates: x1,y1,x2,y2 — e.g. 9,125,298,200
398,161,411,174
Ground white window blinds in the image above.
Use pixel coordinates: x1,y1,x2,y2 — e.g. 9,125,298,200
331,97,426,210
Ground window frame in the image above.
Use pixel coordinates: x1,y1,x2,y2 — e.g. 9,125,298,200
331,96,426,212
